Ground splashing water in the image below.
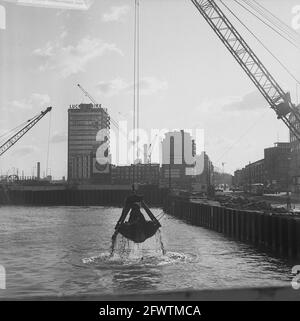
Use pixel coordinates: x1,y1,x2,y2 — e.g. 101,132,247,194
110,228,166,260
155,229,166,255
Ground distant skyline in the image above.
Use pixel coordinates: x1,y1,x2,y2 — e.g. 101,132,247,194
0,0,300,178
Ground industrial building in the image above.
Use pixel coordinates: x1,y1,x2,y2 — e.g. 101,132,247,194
289,105,300,193
111,164,160,186
160,130,196,189
264,142,291,191
67,103,110,183
234,142,291,192
159,130,213,192
193,152,214,193
245,159,265,185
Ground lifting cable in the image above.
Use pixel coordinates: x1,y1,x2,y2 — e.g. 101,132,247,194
231,0,300,50
219,0,300,85
132,0,140,186
46,110,52,177
246,0,300,45
132,0,137,185
215,113,267,164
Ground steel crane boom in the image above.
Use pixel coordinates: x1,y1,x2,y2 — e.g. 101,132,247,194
191,0,300,140
0,107,52,157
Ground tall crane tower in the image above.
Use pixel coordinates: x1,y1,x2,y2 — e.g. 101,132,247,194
0,107,52,157
191,0,300,140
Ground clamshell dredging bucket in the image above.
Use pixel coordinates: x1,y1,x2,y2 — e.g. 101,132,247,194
118,220,160,243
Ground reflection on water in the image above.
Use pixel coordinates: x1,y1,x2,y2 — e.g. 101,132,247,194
0,206,293,298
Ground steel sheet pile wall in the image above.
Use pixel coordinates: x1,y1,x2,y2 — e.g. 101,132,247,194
164,196,300,260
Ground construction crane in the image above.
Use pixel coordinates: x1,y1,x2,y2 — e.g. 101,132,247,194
77,83,99,106
77,83,113,128
147,134,159,164
0,107,52,157
191,0,300,140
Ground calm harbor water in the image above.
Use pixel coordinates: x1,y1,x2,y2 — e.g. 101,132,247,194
0,206,293,298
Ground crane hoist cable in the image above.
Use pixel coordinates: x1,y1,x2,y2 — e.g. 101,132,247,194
237,0,300,48
77,83,119,130
240,0,300,44
136,0,140,162
219,0,300,86
232,0,300,50
46,110,52,177
246,0,300,44
132,0,140,186
190,0,300,141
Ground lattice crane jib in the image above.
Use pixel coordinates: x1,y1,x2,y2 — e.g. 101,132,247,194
191,0,300,140
0,107,52,157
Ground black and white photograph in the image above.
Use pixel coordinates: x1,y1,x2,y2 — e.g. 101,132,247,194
0,0,300,312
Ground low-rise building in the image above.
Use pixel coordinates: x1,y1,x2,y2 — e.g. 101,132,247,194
245,159,265,185
264,142,290,191
111,164,160,185
289,106,300,192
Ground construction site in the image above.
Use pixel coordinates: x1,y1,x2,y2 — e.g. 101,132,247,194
0,0,300,303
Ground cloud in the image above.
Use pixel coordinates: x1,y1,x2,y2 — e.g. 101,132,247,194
197,91,266,114
11,145,38,157
102,6,130,22
59,29,68,40
9,93,50,110
96,77,168,96
222,91,266,112
51,131,67,144
33,37,123,78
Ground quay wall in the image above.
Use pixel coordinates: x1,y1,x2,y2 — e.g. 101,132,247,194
163,196,300,261
0,185,168,207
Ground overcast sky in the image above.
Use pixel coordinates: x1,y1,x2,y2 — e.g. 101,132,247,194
0,0,300,178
